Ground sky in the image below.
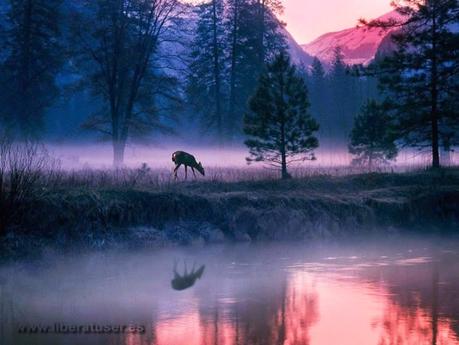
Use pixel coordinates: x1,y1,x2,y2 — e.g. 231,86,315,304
281,0,393,44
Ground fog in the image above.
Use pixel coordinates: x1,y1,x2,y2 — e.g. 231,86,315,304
45,143,454,171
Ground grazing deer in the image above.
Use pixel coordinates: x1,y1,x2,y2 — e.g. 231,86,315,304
171,261,205,291
172,151,205,180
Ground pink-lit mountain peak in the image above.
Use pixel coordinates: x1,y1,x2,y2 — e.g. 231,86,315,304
301,10,403,66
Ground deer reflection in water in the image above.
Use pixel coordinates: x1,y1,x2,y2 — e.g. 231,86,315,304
171,261,205,291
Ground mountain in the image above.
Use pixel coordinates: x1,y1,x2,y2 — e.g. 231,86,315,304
160,7,313,71
301,10,403,66
282,26,314,66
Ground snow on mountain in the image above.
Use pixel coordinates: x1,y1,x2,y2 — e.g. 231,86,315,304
301,10,404,66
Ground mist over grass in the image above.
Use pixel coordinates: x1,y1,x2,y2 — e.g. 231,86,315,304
46,142,455,173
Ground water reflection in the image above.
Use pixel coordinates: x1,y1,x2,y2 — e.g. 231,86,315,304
2,239,459,345
171,261,205,291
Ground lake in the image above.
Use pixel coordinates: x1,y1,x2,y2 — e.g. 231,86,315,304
1,236,459,345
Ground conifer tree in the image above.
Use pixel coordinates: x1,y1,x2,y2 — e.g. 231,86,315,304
225,0,286,138
363,0,459,168
187,0,226,141
0,0,63,137
328,47,354,141
348,100,398,170
244,53,319,179
309,57,328,138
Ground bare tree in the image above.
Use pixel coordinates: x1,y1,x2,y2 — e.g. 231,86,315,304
72,0,181,167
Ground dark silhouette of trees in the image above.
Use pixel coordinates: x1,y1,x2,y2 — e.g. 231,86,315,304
71,0,181,167
187,0,287,142
0,0,63,137
301,49,380,148
309,58,328,138
363,0,459,168
186,0,226,141
244,53,319,179
348,100,398,170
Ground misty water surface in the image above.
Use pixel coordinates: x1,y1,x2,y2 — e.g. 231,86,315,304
1,236,459,345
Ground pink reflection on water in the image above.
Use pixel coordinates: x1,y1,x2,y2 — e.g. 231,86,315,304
140,271,459,345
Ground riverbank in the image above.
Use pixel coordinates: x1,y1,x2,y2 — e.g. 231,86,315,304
2,168,459,260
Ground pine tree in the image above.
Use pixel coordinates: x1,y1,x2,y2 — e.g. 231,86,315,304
0,0,63,137
328,47,354,142
187,0,226,141
348,100,398,170
225,0,286,139
226,0,240,138
309,57,328,138
363,0,459,168
244,53,319,179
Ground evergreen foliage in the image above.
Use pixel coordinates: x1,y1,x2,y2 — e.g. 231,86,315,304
244,53,319,179
187,0,287,141
349,100,398,169
0,0,63,137
363,0,459,168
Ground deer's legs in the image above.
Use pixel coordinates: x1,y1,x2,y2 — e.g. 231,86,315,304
173,259,180,278
173,164,182,180
185,165,188,180
191,167,197,178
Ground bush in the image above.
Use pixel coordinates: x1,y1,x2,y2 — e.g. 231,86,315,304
0,138,54,235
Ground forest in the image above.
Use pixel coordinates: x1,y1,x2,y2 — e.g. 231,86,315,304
4,0,456,168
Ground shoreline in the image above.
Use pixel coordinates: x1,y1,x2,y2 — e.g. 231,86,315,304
1,169,459,260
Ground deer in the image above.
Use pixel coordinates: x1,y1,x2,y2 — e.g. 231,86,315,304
172,151,205,180
171,261,205,291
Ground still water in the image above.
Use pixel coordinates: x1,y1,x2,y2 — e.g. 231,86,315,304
1,236,459,345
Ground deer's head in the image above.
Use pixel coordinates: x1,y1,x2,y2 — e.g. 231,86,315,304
197,162,205,176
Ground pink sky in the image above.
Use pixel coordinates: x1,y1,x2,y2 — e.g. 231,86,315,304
282,0,393,44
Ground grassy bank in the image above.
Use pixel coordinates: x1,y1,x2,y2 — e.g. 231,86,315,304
2,168,459,259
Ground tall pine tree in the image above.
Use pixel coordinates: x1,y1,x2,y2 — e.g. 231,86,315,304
363,0,459,168
0,0,63,137
309,57,329,139
187,0,226,141
328,47,355,142
244,53,319,179
188,0,287,141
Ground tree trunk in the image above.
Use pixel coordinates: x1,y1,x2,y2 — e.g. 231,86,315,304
279,67,289,180
113,139,125,168
430,8,440,169
368,151,373,172
211,0,223,145
19,0,33,136
431,107,440,169
257,0,266,67
281,153,289,179
228,0,239,140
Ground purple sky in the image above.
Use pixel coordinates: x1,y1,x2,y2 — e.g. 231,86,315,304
282,0,393,43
